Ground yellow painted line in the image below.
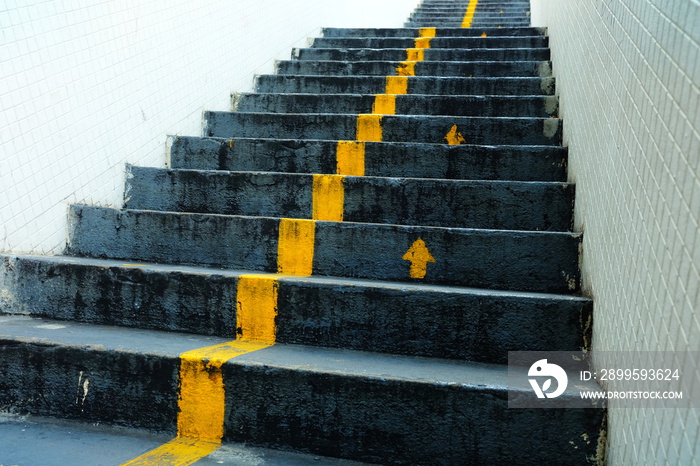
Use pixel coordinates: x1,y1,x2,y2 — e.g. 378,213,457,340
385,76,408,95
402,238,436,279
277,218,316,276
461,0,479,28
418,27,436,38
312,174,345,221
121,437,221,466
178,340,270,441
122,275,280,466
236,274,279,343
356,114,383,142
336,141,365,176
444,124,466,145
335,27,433,177
405,48,425,62
372,94,396,115
396,60,417,77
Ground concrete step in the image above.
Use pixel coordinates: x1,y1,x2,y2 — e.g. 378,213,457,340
275,60,552,78
124,165,573,231
233,93,558,117
65,205,581,293
0,254,592,363
319,27,545,37
293,47,550,62
0,414,368,466
0,314,605,465
254,75,555,96
406,21,532,27
309,36,547,49
202,112,562,146
166,136,569,182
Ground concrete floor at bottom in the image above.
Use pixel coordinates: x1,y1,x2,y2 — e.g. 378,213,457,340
0,413,370,466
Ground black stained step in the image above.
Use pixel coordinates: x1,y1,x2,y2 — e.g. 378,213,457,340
254,75,555,96
166,137,569,182
309,36,547,49
124,165,573,231
320,27,545,37
275,60,552,78
66,205,581,293
293,47,550,62
0,314,605,465
406,20,532,26
233,93,558,117
203,112,562,146
0,255,592,363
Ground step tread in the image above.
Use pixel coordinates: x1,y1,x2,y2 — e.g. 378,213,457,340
0,314,599,396
0,414,369,466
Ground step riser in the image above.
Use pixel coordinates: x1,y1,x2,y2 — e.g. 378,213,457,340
276,60,552,78
66,205,581,293
294,48,550,62
167,137,569,182
310,37,546,48
0,336,604,465
125,166,573,231
0,340,179,431
234,93,558,117
255,75,556,96
320,27,545,37
222,364,602,465
0,255,592,363
203,112,562,146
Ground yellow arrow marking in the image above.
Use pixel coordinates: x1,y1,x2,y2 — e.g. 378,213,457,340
444,125,466,145
402,238,436,279
461,0,479,28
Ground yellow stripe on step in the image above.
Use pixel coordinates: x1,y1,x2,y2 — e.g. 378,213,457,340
277,218,316,276
313,174,345,222
336,141,366,176
122,276,279,465
462,0,479,28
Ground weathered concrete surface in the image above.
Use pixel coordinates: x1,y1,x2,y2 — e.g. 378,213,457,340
66,205,581,293
0,315,605,465
293,47,551,63
203,112,562,146
309,37,547,49
0,414,371,465
0,255,592,362
167,137,568,182
275,60,552,78
235,93,558,117
319,27,545,37
125,165,574,230
254,75,556,96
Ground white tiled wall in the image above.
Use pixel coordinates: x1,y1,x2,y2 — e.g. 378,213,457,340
531,0,699,464
0,0,420,254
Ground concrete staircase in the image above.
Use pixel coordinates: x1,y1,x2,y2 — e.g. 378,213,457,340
0,0,606,464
